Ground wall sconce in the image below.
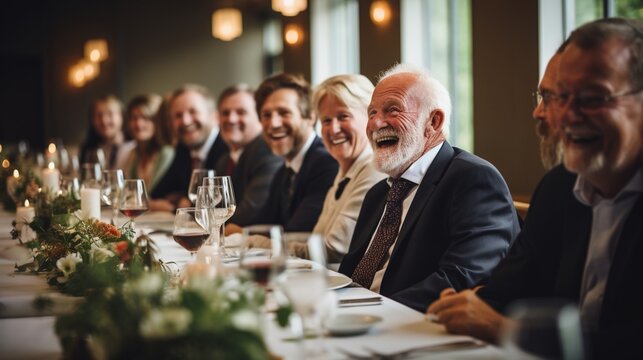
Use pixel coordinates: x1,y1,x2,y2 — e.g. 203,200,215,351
84,39,109,62
69,62,86,88
370,0,392,26
78,58,100,80
284,23,303,46
212,8,243,41
272,0,307,16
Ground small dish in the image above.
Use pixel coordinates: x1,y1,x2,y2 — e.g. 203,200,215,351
327,273,352,290
326,313,382,336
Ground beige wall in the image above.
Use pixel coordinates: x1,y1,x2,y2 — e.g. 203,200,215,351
472,0,544,198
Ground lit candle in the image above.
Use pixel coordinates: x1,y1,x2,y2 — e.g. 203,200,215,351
16,199,36,240
80,188,101,220
42,162,60,194
6,169,20,199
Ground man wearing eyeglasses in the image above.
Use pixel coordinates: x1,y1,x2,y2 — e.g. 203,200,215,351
427,18,643,358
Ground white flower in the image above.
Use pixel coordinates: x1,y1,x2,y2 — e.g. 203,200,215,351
139,308,192,339
231,309,260,331
125,273,164,297
90,244,114,263
56,253,82,277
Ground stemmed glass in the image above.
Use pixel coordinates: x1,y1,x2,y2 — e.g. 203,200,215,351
118,179,149,232
80,163,102,188
101,169,124,225
187,169,215,204
278,234,329,358
172,207,210,261
203,176,236,255
239,225,287,288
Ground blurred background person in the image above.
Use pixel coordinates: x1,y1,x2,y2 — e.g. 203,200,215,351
124,94,175,194
289,74,386,265
214,84,283,230
80,94,135,169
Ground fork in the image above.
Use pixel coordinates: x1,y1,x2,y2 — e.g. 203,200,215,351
364,340,485,359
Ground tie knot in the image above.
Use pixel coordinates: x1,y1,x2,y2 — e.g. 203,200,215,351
387,178,415,204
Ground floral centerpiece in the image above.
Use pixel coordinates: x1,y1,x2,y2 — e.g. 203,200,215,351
55,272,270,360
2,167,41,211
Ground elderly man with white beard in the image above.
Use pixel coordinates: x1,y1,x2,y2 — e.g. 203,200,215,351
338,64,520,312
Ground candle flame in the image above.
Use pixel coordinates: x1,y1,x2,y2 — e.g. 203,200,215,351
13,169,19,178
1,159,9,168
48,143,57,154
48,162,55,170
24,199,30,207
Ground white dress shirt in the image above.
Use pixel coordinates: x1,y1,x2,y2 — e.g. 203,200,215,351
285,131,316,175
575,169,643,332
369,142,444,293
190,127,219,166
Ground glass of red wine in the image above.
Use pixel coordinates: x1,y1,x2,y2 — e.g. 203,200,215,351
173,207,210,260
118,179,149,232
239,225,287,288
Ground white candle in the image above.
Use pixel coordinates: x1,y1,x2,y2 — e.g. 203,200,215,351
42,162,60,194
16,200,36,241
80,188,101,220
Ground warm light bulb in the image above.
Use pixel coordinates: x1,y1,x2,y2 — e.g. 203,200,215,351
90,49,101,62
1,160,9,169
284,24,302,45
370,1,392,26
84,39,108,62
48,143,56,154
212,8,243,41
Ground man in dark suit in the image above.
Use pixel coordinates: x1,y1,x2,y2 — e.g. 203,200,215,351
427,18,643,358
253,73,338,231
212,84,283,229
150,84,228,211
338,64,520,312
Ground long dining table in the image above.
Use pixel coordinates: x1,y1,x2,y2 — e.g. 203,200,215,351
0,209,507,359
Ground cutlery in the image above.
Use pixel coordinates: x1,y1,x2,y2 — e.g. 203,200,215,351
338,296,382,305
365,340,485,359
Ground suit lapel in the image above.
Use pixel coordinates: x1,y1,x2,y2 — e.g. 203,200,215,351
556,195,592,298
391,143,456,257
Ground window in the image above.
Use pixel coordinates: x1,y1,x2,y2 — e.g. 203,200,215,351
311,0,360,86
401,0,473,151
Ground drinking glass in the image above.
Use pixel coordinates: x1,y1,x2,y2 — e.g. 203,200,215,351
278,234,329,357
172,207,210,260
187,169,215,204
102,169,124,225
202,176,236,255
118,179,149,231
80,163,102,188
239,225,287,288
60,176,81,199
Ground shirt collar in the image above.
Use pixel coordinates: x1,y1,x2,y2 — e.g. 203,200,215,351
387,141,444,186
285,132,315,174
190,127,219,162
574,168,643,206
229,148,243,163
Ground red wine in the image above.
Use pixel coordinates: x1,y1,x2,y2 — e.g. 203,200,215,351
242,259,285,286
120,207,148,219
173,232,209,252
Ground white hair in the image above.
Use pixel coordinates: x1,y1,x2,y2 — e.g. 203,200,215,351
379,63,452,139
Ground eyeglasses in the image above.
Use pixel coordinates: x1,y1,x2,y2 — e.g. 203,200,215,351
552,86,643,112
532,90,557,109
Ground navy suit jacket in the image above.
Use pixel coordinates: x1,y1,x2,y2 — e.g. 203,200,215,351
339,142,520,312
258,136,338,232
151,134,228,199
478,165,643,358
215,135,283,226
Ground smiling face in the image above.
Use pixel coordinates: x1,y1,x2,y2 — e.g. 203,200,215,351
556,39,643,195
128,107,155,142
219,91,262,151
170,90,215,149
92,99,123,142
318,94,369,173
367,73,443,177
260,88,314,161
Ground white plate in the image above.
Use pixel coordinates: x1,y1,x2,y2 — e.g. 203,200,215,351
327,273,352,290
327,314,382,336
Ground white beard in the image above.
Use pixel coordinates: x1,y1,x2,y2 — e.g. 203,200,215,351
371,126,425,176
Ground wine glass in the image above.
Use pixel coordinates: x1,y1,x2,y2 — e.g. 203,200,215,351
278,234,329,357
203,176,236,255
187,169,215,204
194,185,219,263
102,169,124,225
119,179,149,232
173,207,210,260
80,163,102,188
239,225,287,288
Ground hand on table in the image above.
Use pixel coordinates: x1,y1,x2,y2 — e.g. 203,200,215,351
426,287,508,344
224,223,242,236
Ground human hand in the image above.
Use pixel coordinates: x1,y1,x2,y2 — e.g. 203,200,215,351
426,289,506,344
224,223,242,235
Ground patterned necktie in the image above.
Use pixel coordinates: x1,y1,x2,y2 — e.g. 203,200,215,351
225,156,236,176
334,178,351,200
280,167,296,222
351,178,416,288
